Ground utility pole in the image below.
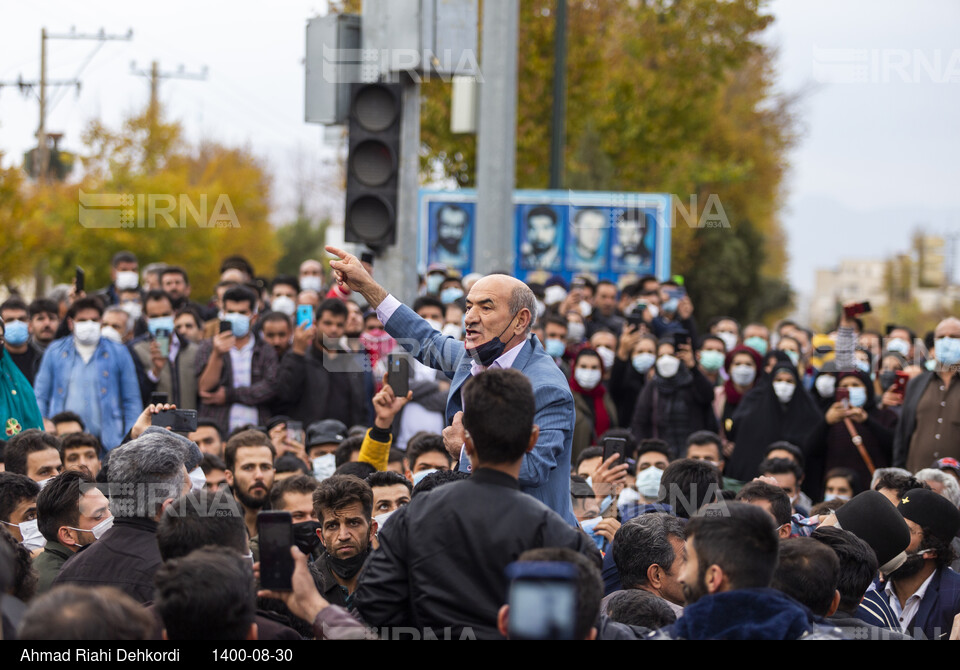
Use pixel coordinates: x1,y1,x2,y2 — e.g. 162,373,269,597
130,60,207,171
549,0,568,190
33,27,134,183
474,0,520,275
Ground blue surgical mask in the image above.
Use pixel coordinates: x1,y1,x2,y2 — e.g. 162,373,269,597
3,320,28,346
224,312,250,338
744,336,768,356
632,352,656,374
663,298,679,314
426,274,444,295
545,338,565,359
699,350,725,373
847,386,867,408
412,468,438,486
440,287,464,304
148,315,175,338
784,350,800,367
936,337,960,366
855,359,871,375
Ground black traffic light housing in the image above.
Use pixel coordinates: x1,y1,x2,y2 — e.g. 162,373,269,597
345,82,402,249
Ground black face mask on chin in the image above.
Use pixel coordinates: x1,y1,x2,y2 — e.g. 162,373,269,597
465,312,520,367
327,547,370,580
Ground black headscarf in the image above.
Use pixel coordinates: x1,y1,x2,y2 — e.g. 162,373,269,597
725,362,821,482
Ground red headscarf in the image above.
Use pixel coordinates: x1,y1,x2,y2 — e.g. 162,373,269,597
723,345,763,406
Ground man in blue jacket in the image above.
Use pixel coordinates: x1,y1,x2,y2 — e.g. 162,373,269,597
34,297,142,451
328,246,577,525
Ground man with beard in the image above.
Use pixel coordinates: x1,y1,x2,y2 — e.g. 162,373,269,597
883,488,960,639
28,299,60,353
433,204,470,267
224,429,277,539
649,502,843,639
614,209,652,270
310,474,376,608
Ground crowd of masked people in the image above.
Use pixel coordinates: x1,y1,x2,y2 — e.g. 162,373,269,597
0,248,959,640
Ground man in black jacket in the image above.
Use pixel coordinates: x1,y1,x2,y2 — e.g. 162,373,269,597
53,428,192,603
353,368,600,640
274,298,367,428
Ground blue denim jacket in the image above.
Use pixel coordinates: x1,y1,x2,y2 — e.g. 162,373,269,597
34,336,142,450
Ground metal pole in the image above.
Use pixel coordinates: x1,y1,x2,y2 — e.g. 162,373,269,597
377,72,421,305
474,0,520,275
37,28,47,184
549,0,567,190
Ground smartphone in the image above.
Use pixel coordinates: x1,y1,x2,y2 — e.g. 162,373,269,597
150,392,169,405
219,320,233,334
844,302,872,319
387,353,410,398
835,387,850,408
627,305,646,328
674,330,691,349
151,409,198,433
155,329,171,358
297,304,314,329
894,371,910,396
504,561,579,640
286,420,304,445
665,287,686,300
602,437,627,465
258,511,294,591
75,266,85,293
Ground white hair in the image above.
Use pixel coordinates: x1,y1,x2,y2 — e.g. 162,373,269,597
915,468,960,508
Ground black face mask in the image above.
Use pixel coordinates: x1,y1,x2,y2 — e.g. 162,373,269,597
878,370,898,392
465,312,519,367
292,521,322,556
327,547,370,580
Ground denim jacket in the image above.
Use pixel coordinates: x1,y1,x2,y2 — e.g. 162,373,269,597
34,335,142,450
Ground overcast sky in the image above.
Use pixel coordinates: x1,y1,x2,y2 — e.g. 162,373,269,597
2,1,957,297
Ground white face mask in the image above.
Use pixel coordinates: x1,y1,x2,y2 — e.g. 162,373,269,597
271,295,296,317
645,303,660,319
17,519,46,551
814,375,836,398
596,346,615,370
65,515,114,545
730,364,756,387
579,300,592,317
312,454,337,481
74,320,102,346
566,321,586,343
773,381,797,403
716,332,739,352
374,509,397,530
300,276,323,293
115,271,139,291
100,325,124,343
574,368,602,390
441,323,462,340
656,354,681,378
120,301,142,321
188,466,207,492
544,285,567,306
425,319,443,332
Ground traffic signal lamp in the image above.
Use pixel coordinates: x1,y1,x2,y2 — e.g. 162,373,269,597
345,82,402,248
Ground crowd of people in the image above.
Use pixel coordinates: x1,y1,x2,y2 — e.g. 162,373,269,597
1,245,959,641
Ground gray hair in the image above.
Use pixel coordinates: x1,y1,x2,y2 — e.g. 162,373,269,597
612,513,686,589
103,305,134,334
914,468,960,508
508,281,539,334
107,432,188,519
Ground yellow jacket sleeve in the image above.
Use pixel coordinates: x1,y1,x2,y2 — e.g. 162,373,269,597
358,427,392,471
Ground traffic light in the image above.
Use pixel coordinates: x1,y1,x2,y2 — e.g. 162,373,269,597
345,82,402,248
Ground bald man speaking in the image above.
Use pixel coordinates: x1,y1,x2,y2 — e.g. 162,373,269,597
328,246,577,525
